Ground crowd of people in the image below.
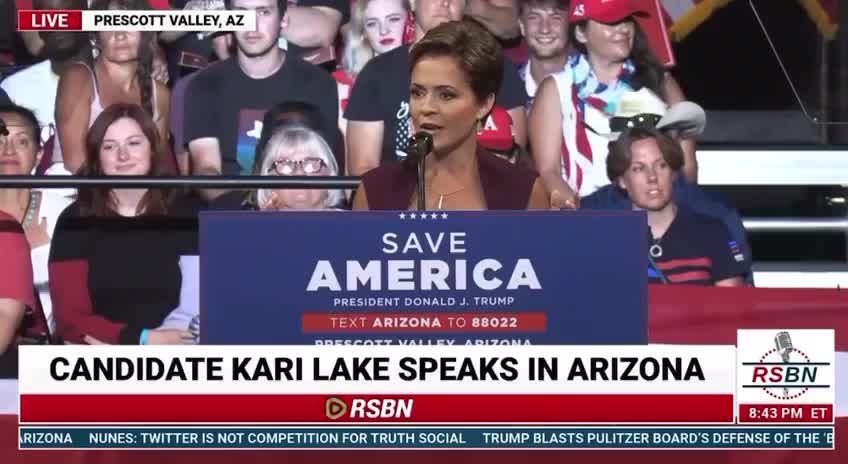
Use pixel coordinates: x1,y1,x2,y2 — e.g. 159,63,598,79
0,0,754,361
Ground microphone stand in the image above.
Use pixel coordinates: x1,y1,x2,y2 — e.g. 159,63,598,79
417,154,426,211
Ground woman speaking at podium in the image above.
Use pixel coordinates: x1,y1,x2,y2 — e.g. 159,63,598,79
351,18,553,211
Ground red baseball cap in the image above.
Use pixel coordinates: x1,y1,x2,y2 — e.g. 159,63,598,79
476,106,514,151
568,0,650,24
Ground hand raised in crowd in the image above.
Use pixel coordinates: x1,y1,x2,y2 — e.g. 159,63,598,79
260,192,282,211
550,189,578,210
24,216,51,249
145,329,195,345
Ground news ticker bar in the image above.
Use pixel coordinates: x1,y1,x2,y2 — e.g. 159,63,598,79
18,426,835,450
17,10,256,32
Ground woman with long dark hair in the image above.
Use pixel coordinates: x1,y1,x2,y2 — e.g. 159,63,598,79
49,103,195,345
55,0,171,175
529,0,696,206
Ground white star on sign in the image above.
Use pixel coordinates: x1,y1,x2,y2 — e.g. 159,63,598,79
441,213,448,219
399,213,406,219
430,213,438,219
409,213,417,219
420,213,427,220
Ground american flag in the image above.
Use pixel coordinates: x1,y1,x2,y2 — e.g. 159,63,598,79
658,0,735,41
659,0,839,41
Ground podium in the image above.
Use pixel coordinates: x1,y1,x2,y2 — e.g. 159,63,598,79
200,210,648,345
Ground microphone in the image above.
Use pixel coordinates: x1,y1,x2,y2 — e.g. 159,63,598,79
405,132,433,211
775,331,792,362
774,331,793,396
406,132,434,163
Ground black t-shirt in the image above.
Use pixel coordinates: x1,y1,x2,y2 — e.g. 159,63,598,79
344,44,528,164
48,196,200,344
648,207,748,285
184,55,339,175
286,0,350,63
0,87,10,106
165,0,217,81
0,0,14,55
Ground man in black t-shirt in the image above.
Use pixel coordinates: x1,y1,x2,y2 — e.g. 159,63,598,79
184,0,338,181
284,0,350,65
344,0,528,176
162,0,349,78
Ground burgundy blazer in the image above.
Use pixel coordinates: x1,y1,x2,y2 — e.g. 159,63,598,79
359,148,537,210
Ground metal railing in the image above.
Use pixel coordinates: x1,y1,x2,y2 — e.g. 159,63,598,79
0,175,845,234
743,218,848,233
0,175,361,189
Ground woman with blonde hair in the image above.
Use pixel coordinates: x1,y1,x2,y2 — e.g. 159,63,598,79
253,124,345,211
334,0,412,136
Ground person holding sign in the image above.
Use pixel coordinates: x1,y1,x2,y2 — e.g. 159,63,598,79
607,127,746,287
351,18,551,211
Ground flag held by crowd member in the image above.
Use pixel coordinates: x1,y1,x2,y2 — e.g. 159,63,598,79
798,0,839,40
660,0,734,41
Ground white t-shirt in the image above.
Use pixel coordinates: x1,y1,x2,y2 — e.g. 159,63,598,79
0,60,59,160
31,189,74,334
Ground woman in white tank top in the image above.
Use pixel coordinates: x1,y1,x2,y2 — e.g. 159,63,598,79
55,0,169,175
528,0,695,204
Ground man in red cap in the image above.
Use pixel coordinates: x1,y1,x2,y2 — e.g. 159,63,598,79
477,106,533,167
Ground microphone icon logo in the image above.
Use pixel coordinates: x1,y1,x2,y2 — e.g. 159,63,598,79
774,331,793,397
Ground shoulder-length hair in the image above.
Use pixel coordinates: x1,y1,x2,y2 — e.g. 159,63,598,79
89,0,157,117
342,0,412,75
252,124,344,209
606,127,684,183
78,103,171,216
570,19,667,99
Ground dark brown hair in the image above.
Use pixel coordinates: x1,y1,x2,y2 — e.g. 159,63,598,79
570,19,667,99
78,103,171,216
224,0,288,16
0,104,41,149
606,127,683,182
409,16,504,104
519,0,570,15
90,0,157,117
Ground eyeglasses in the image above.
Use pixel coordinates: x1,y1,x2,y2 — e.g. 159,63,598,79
609,113,663,133
268,157,327,176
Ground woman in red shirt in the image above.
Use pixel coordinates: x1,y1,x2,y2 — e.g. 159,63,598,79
0,211,35,355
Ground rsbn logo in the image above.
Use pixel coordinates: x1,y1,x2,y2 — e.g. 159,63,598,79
743,331,831,400
325,397,413,420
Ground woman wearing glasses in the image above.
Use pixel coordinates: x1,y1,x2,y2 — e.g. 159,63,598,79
251,124,345,211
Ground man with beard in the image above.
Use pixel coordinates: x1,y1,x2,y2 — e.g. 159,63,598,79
184,0,338,187
1,0,91,169
517,0,570,110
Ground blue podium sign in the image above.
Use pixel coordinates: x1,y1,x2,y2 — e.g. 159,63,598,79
200,210,647,345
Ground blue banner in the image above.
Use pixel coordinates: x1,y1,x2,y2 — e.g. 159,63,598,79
19,426,835,449
200,211,647,345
